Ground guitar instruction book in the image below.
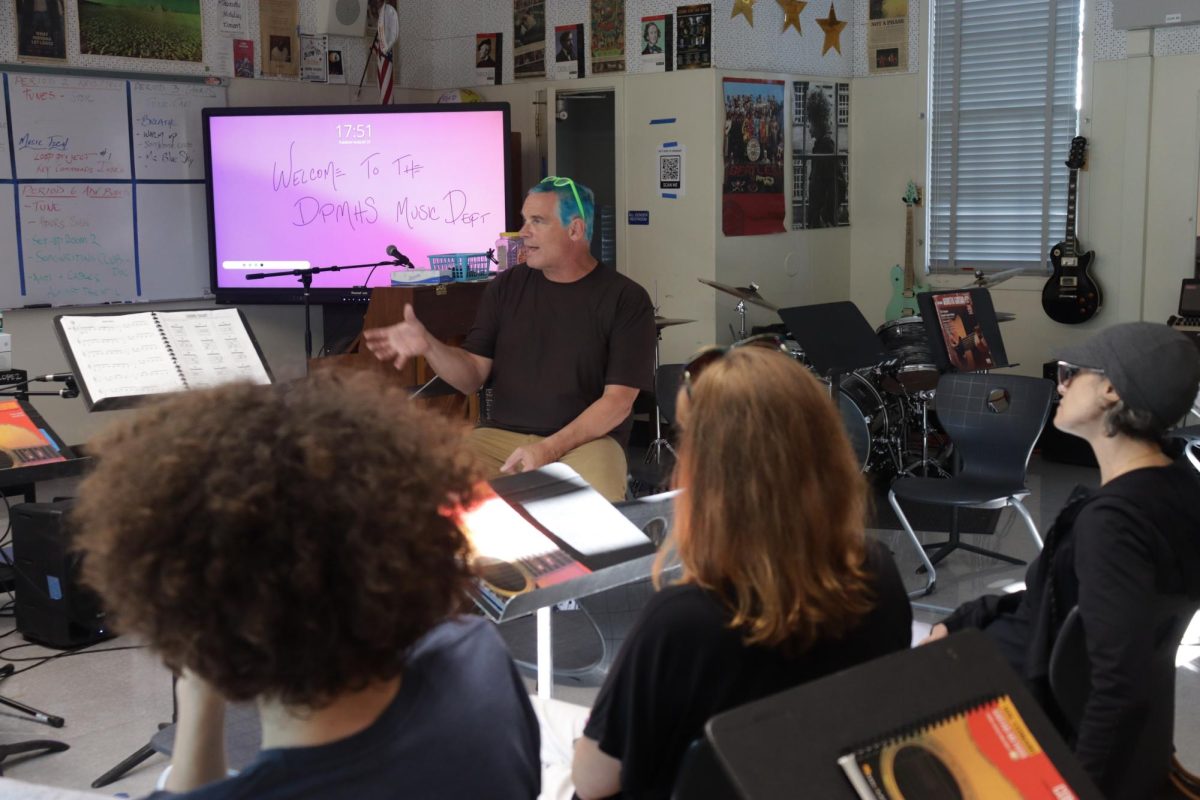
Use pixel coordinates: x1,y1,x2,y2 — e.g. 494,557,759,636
54,308,273,411
0,399,67,469
839,695,1077,800
456,463,658,621
919,288,1009,373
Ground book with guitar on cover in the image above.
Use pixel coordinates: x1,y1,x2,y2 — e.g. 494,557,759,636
838,694,1078,799
53,308,272,411
455,463,658,621
918,287,1009,373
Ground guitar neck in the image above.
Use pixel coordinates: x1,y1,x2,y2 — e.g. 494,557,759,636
903,205,915,290
1064,168,1079,255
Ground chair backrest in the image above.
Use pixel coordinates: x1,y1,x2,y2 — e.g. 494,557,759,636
1049,600,1196,793
657,364,686,428
934,372,1054,486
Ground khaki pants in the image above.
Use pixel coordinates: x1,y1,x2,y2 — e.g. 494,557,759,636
468,427,628,502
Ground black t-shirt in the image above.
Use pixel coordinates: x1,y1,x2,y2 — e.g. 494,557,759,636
145,617,540,800
461,263,656,447
583,539,913,799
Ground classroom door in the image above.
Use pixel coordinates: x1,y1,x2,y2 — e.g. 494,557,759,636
554,90,617,269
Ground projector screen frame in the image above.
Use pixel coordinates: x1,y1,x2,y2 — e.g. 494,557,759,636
203,101,517,306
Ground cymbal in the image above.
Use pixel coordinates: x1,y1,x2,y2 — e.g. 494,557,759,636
960,267,1024,290
654,316,695,330
697,278,779,312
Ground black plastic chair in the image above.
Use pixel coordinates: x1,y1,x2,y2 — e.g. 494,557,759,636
672,737,738,800
1049,601,1197,798
888,373,1054,596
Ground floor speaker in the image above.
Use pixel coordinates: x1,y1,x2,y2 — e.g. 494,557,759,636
12,500,112,649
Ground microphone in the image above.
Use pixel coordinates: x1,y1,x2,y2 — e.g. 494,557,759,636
387,245,414,268
37,373,75,382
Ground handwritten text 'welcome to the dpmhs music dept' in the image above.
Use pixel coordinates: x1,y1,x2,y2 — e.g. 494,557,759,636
272,142,493,232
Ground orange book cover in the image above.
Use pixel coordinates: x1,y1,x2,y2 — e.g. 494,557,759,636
0,400,66,469
840,695,1078,799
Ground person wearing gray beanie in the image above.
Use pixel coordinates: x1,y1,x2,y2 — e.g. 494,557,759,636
923,322,1200,799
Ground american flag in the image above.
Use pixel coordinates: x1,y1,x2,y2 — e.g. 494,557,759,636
374,3,400,105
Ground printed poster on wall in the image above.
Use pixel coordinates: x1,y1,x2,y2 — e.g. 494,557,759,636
327,49,345,84
590,0,625,74
553,24,584,80
868,0,908,74
676,4,711,70
219,0,245,36
722,78,785,236
640,14,672,73
476,33,502,86
658,142,685,199
300,33,328,82
234,39,255,77
78,0,202,62
513,0,546,79
792,81,850,229
260,0,299,77
16,0,67,61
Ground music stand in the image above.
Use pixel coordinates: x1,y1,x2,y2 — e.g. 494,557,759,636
777,302,885,390
918,288,1010,372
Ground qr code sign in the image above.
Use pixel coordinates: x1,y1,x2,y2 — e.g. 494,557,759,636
659,154,682,189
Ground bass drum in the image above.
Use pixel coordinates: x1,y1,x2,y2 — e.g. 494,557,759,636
828,372,891,472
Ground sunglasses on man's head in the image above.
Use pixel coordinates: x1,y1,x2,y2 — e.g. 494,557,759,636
539,176,585,221
1056,360,1104,386
683,334,790,397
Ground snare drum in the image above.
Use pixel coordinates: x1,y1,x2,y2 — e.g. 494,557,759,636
876,317,940,395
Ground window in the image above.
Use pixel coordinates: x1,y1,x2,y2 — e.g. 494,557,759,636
928,0,1082,274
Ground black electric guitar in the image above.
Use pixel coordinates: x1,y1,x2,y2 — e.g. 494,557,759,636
1042,136,1101,324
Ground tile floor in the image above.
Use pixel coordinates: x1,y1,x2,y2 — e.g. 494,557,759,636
0,457,1195,797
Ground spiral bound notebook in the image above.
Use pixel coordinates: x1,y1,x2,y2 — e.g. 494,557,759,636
54,308,272,411
838,694,1077,800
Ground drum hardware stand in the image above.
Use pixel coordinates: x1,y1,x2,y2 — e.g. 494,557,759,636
645,329,675,465
901,390,951,478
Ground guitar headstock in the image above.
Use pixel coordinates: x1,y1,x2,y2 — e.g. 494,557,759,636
902,181,922,207
1065,136,1088,170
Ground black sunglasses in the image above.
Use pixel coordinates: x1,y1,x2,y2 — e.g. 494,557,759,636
1056,360,1104,386
683,334,790,397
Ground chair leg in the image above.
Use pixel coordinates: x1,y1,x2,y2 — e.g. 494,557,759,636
887,489,936,597
1009,497,1043,551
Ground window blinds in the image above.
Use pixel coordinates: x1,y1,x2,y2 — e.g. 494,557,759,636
929,0,1081,274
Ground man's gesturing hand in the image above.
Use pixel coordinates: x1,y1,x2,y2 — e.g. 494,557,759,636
500,441,555,475
363,304,430,371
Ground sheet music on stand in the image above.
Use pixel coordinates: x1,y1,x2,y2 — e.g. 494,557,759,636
54,308,273,411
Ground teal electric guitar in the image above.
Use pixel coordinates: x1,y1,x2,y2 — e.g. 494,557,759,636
885,182,929,321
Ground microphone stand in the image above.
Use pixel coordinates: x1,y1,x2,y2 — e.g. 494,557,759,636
244,260,399,372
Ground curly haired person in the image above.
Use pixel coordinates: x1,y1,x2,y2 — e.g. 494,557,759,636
73,372,540,799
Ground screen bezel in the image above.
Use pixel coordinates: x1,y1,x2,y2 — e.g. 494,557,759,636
203,102,516,306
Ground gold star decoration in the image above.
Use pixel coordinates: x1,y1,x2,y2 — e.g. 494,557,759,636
778,0,807,34
732,0,756,27
816,3,847,55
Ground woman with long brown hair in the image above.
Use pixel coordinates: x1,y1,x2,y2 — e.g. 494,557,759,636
571,342,913,799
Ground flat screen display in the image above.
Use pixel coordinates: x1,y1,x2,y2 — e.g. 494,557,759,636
204,103,513,303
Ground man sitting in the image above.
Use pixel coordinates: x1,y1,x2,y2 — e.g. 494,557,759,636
365,177,656,502
72,371,540,799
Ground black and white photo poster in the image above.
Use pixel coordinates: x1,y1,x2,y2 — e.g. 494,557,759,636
792,81,850,230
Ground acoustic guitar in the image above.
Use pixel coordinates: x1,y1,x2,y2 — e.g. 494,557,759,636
1042,136,1101,324
886,182,929,321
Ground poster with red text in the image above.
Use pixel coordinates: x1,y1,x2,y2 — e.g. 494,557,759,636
722,78,785,236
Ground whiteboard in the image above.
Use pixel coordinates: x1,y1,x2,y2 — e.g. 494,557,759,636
18,184,137,305
131,81,224,181
0,71,225,309
8,74,131,181
136,183,211,301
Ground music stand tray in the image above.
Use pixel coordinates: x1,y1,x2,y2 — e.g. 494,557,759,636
778,302,885,378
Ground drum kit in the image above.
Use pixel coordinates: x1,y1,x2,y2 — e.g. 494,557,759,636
687,272,1021,479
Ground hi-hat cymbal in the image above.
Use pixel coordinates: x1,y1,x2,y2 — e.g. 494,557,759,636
654,316,695,330
697,278,780,312
960,267,1024,290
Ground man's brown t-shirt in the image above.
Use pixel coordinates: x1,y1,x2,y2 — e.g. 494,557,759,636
461,263,656,447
